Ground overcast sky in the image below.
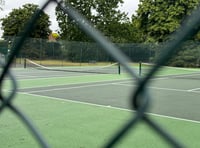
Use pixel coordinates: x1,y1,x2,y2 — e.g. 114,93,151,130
0,0,139,37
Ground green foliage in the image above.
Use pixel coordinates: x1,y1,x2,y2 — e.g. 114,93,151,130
56,0,136,43
134,0,199,42
1,4,51,39
56,0,95,41
92,0,128,40
169,41,200,67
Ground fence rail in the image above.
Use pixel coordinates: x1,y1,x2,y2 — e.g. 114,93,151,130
1,0,200,147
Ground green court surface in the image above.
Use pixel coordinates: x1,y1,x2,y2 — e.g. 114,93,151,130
1,67,200,147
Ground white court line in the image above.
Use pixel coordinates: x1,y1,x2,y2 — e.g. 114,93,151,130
113,78,200,94
149,86,190,92
111,77,169,84
187,88,200,92
18,77,131,90
112,82,196,93
23,82,114,94
172,73,200,77
17,74,99,81
16,74,68,78
23,79,200,94
18,91,200,124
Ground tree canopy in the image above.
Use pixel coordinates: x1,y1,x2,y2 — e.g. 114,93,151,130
133,0,200,42
1,4,51,39
55,0,138,42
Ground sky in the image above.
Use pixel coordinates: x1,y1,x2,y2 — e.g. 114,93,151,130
0,0,139,37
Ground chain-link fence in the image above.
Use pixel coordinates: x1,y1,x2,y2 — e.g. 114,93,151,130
1,0,200,147
2,37,200,68
1,37,156,65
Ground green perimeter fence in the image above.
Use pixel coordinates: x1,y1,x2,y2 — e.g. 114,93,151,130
1,0,200,147
1,37,200,67
1,38,155,65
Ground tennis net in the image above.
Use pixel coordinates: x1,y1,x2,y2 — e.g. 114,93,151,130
24,58,120,74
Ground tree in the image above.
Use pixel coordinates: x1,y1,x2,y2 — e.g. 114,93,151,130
1,4,51,39
133,0,199,42
56,0,95,41
56,0,133,42
92,0,130,42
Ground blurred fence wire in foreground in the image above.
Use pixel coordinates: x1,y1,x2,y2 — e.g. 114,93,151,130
1,0,200,147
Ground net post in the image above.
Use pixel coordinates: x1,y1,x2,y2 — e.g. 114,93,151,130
24,58,26,69
139,62,142,76
118,62,121,75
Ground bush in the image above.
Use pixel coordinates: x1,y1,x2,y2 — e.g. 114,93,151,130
168,41,200,67
170,59,185,67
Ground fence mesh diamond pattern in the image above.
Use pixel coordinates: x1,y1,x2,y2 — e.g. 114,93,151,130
1,0,200,147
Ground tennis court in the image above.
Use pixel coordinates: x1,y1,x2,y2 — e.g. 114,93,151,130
1,66,200,147
16,68,200,121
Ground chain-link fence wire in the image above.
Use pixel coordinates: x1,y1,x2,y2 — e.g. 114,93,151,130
1,0,200,147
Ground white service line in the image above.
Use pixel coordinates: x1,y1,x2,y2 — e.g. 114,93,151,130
17,73,103,81
111,82,133,87
16,74,68,78
113,78,200,94
112,82,194,93
17,76,200,94
24,83,113,94
111,76,170,84
18,91,200,124
18,77,131,90
149,86,189,92
187,87,200,92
